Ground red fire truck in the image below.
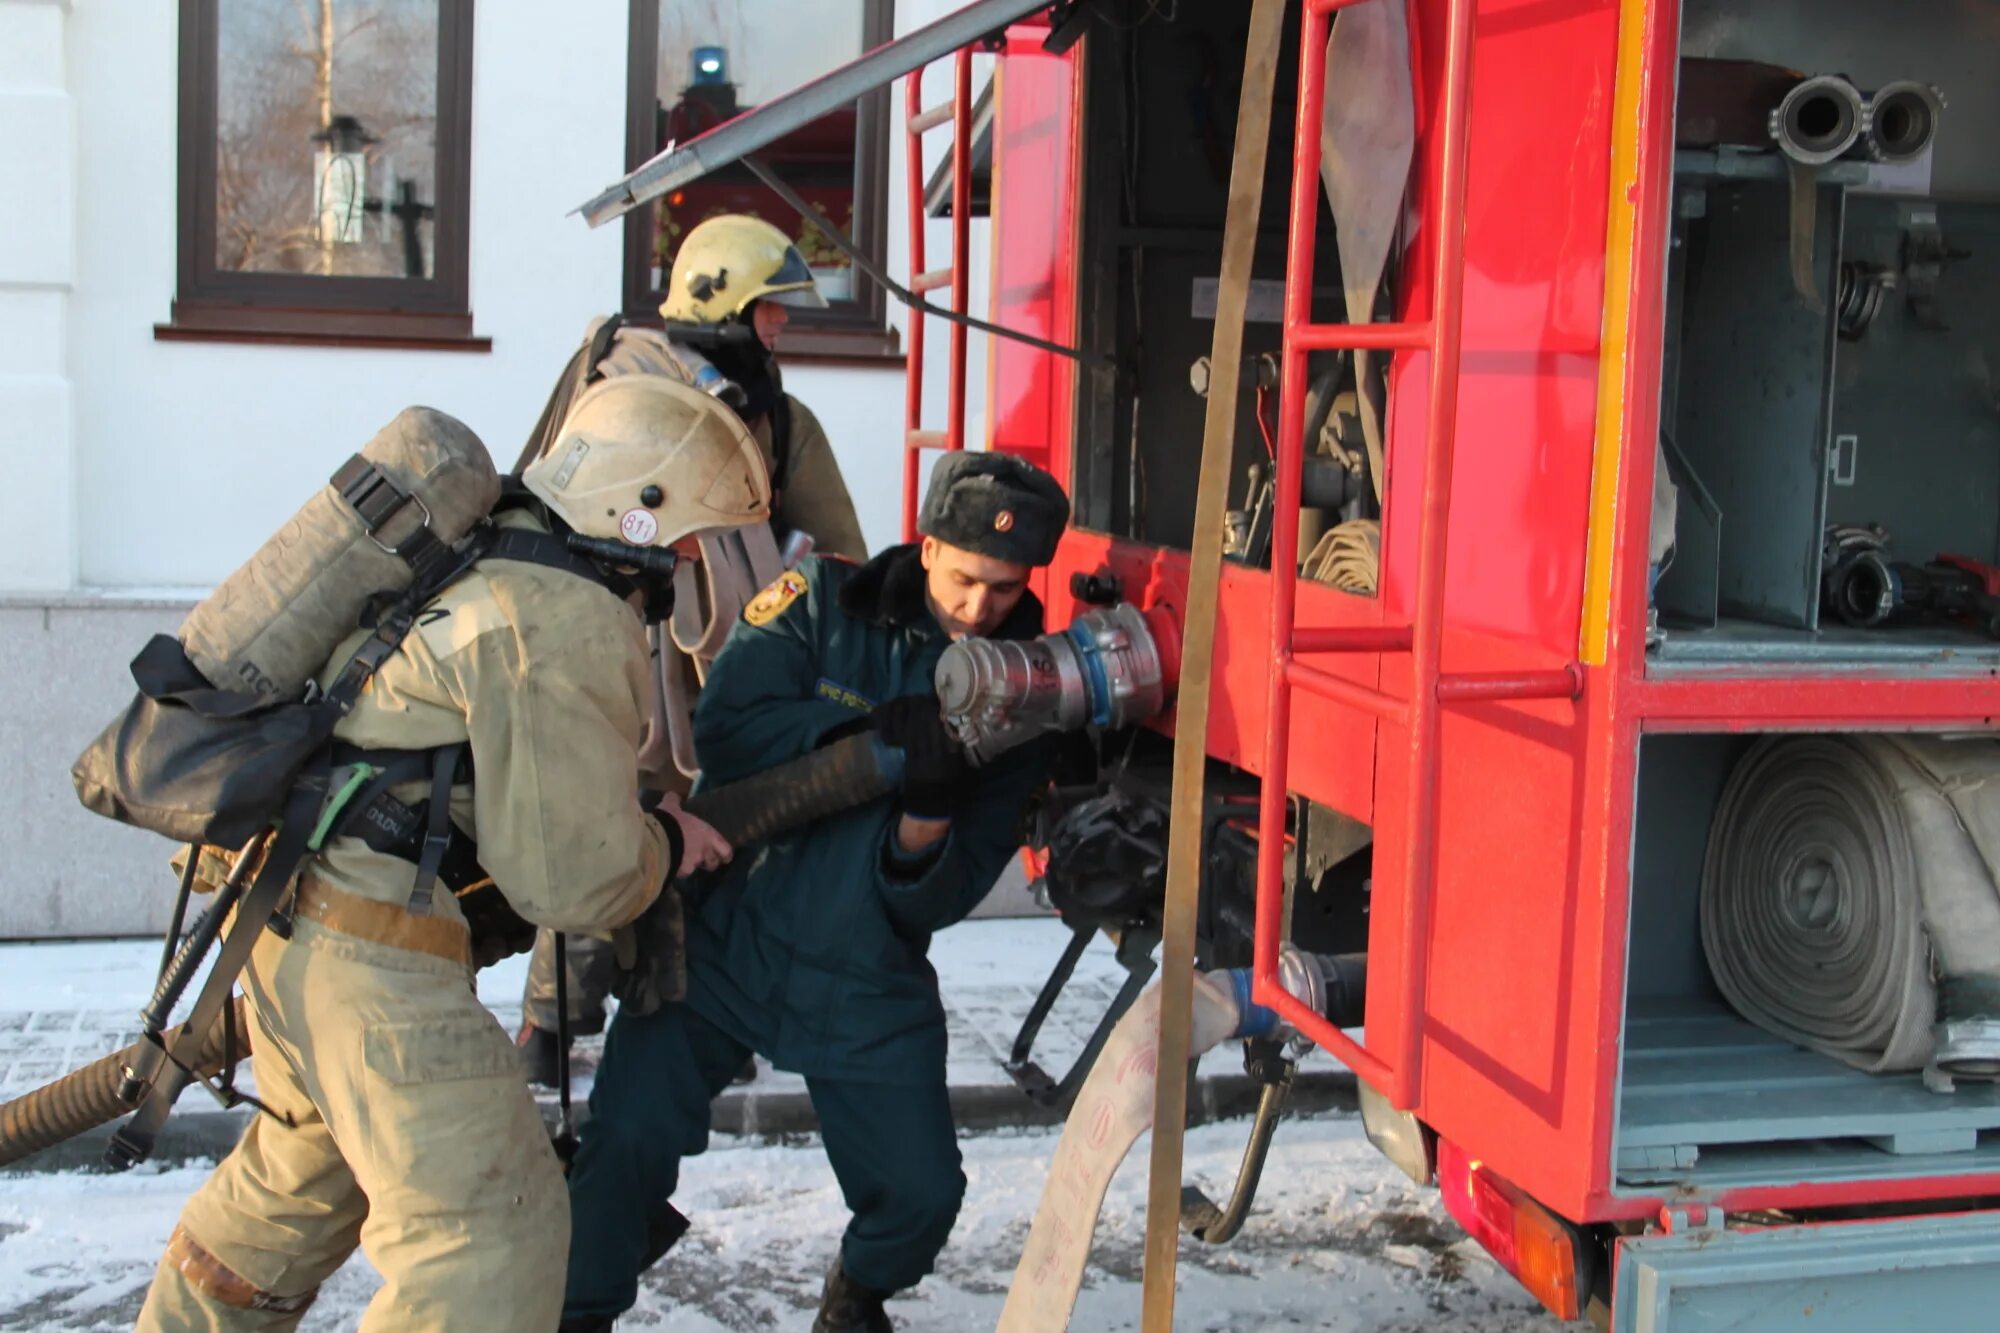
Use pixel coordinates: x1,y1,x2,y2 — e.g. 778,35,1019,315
585,1,2000,1326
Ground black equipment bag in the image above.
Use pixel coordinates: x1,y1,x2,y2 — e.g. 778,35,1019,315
71,635,345,849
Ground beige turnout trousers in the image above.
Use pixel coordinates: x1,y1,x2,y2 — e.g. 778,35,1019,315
136,910,566,1332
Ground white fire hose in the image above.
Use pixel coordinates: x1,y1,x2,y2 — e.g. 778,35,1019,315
997,949,1344,1332
1702,735,2000,1080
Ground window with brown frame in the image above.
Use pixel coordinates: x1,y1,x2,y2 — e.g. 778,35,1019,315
159,0,481,350
623,0,898,360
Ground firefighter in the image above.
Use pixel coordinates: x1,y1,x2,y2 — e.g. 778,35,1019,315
133,377,750,1332
516,213,869,1085
558,453,1070,1333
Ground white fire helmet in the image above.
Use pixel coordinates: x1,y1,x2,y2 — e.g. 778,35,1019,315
521,374,771,549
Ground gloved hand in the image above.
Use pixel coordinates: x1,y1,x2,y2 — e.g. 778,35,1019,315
869,695,969,819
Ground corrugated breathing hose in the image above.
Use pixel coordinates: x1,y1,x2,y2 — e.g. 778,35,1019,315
1701,735,2000,1077
681,731,893,849
0,998,250,1169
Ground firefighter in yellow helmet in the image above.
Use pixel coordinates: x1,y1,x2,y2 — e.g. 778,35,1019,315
134,377,754,1332
516,213,868,1085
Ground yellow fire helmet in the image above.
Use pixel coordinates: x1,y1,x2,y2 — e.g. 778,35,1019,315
522,375,771,549
659,214,829,324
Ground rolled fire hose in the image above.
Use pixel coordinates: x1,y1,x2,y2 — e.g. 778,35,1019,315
1701,735,2000,1079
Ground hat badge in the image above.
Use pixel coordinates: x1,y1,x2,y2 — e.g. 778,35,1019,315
995,509,1015,533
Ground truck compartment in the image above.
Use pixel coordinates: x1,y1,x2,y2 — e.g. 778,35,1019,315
1617,733,2000,1190
1649,1,2000,668
1069,0,1367,563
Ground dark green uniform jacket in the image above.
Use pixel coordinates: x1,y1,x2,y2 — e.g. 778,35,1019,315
683,544,1051,1086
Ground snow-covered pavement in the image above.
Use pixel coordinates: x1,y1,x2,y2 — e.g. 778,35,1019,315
1,1110,1560,1330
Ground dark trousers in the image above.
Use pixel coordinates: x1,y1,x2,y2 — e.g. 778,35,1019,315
561,1000,967,1319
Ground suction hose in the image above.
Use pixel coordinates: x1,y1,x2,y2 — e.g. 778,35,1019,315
1701,735,2000,1080
997,947,1350,1332
0,998,250,1169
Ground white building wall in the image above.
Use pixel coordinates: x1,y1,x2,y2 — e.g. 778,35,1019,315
0,0,76,595
0,2,1000,936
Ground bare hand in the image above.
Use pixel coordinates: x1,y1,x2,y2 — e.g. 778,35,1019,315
658,792,733,877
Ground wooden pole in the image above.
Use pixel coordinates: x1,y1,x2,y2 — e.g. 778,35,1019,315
1138,0,1287,1327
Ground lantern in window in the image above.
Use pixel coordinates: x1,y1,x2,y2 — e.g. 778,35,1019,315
311,115,377,246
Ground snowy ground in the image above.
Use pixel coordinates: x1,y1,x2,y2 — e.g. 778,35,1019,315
0,1111,1561,1331
0,920,1561,1329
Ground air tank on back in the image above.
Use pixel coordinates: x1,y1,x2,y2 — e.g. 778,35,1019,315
179,408,500,699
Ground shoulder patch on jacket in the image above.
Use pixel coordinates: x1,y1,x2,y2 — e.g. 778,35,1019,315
744,569,810,626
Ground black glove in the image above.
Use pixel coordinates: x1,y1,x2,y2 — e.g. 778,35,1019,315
870,695,969,819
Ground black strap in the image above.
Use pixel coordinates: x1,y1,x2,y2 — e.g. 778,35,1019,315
407,745,463,915
330,747,487,899
330,454,417,533
109,761,329,1169
484,526,624,586
769,391,795,496
320,532,487,718
553,932,578,1164
582,313,626,385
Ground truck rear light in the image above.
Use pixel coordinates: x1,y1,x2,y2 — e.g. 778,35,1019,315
1435,1138,1584,1320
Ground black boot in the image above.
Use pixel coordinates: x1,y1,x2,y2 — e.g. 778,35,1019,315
640,1203,691,1272
810,1261,895,1333
557,1317,614,1333
516,1021,563,1089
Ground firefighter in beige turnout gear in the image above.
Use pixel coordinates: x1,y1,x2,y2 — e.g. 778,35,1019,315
134,377,756,1332
517,214,868,1080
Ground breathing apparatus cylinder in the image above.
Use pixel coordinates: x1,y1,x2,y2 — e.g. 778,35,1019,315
180,408,500,698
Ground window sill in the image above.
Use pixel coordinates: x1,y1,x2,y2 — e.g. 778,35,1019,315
155,304,491,353
779,325,905,366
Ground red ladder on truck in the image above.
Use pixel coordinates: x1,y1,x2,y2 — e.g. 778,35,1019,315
1250,0,1582,1110
901,48,978,540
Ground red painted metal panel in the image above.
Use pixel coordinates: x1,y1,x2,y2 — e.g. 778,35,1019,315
985,34,1075,481
1042,531,1381,825
981,0,2000,1239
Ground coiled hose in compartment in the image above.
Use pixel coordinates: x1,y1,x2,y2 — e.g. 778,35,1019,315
1701,735,2000,1077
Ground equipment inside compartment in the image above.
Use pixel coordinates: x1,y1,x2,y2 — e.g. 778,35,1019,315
1619,732,2000,1193
1650,0,2000,666
1066,0,1380,570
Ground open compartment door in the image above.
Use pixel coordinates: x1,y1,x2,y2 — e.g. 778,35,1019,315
1612,1211,2000,1332
578,0,1053,224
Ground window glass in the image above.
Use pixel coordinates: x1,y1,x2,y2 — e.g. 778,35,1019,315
653,0,869,302
214,0,442,279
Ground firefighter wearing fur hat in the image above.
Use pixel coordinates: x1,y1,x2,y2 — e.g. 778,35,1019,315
134,378,754,1332
561,452,1070,1333
516,213,868,1085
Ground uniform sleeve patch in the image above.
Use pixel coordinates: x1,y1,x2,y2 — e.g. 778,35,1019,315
814,679,876,711
743,569,810,626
